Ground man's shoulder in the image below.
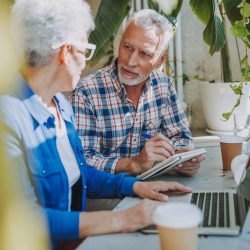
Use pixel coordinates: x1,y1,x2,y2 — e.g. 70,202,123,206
150,70,173,91
55,93,73,115
151,70,172,84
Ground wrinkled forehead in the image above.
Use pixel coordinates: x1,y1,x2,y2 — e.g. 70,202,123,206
125,21,163,35
121,22,163,50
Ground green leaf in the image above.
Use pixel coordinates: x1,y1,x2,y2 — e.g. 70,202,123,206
230,84,243,95
240,58,250,80
231,20,250,37
222,112,231,121
240,3,250,17
88,0,131,65
223,0,250,41
241,55,249,66
203,15,225,55
189,0,214,25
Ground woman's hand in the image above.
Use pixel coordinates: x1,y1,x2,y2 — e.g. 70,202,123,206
133,181,192,201
119,199,162,232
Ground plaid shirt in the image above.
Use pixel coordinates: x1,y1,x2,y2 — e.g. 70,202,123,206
71,62,193,173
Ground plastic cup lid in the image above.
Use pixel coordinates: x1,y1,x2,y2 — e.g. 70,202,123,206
220,135,243,143
153,202,203,229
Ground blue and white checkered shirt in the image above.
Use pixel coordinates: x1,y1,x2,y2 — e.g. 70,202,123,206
71,62,193,173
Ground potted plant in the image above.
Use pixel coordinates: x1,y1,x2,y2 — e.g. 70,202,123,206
189,0,250,133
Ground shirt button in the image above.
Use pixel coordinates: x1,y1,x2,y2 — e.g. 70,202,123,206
135,118,138,121
84,185,87,189
80,162,83,166
133,138,137,142
42,170,46,175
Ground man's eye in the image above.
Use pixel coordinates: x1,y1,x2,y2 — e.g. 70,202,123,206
124,44,132,50
139,51,152,58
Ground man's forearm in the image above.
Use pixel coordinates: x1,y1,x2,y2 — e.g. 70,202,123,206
115,157,141,175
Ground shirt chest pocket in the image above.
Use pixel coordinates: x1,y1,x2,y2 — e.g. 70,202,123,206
29,159,63,207
142,119,161,135
99,114,133,154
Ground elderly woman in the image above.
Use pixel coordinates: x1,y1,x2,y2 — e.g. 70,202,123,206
1,0,191,249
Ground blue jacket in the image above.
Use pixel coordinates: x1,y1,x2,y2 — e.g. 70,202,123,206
0,77,138,248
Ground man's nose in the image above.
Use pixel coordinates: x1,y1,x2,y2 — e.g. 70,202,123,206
127,52,139,67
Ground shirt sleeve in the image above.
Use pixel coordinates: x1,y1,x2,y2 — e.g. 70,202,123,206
86,165,138,198
161,78,193,151
71,87,119,173
0,109,80,242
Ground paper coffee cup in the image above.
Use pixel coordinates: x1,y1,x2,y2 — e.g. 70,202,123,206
220,136,243,171
153,202,202,250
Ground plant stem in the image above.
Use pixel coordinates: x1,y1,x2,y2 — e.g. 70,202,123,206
220,3,233,83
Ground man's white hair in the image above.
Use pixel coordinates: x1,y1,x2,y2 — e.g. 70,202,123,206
11,0,95,67
125,9,174,52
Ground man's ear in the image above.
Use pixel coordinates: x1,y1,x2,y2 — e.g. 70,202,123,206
156,53,167,68
58,45,71,65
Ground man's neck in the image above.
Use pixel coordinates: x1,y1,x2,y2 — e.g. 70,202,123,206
125,81,146,107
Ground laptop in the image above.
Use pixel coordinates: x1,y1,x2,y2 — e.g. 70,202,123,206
142,188,250,236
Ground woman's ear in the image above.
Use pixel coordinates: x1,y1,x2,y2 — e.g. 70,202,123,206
58,45,71,65
156,53,167,68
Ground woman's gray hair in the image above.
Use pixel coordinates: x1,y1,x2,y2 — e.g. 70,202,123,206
11,0,95,67
125,9,174,52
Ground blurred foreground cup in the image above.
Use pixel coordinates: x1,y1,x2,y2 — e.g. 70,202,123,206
220,136,243,171
153,202,202,250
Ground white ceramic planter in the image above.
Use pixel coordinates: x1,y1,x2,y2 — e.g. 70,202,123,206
200,82,250,132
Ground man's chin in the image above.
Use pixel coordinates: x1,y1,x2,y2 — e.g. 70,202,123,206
118,74,139,86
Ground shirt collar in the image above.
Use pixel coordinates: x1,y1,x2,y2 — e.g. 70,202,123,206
15,75,64,126
110,60,124,95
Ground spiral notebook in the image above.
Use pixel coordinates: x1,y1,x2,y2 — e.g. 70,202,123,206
137,148,206,180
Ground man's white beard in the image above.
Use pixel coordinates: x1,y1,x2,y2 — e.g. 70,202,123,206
118,65,148,86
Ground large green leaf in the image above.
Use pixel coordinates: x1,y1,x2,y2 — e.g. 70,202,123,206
190,0,226,55
88,0,131,65
223,0,244,24
203,15,226,55
189,0,214,25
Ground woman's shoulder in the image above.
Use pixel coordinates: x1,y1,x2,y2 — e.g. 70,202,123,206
0,94,24,115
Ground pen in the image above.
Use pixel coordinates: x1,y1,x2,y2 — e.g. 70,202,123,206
142,133,153,139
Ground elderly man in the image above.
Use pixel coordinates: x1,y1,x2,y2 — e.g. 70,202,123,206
71,9,204,177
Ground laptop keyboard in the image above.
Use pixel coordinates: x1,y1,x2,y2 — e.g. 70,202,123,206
191,192,231,228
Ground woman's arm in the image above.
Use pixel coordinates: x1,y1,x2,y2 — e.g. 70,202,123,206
79,199,160,237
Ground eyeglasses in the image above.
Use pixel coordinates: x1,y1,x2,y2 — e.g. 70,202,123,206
52,41,96,61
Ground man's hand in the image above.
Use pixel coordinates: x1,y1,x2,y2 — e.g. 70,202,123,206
133,181,192,201
132,133,174,173
174,152,205,176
